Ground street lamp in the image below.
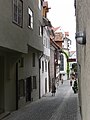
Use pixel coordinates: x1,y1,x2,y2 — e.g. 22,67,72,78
75,31,86,45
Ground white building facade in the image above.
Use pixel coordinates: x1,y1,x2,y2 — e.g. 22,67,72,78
40,27,50,97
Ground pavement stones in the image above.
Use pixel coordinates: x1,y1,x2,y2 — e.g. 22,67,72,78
2,80,81,120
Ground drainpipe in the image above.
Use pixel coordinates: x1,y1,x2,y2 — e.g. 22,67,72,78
16,62,18,110
39,52,44,99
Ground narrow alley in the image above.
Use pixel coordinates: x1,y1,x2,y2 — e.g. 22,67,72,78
2,80,81,120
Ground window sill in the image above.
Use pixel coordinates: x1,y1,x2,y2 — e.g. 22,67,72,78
28,26,33,30
12,21,23,28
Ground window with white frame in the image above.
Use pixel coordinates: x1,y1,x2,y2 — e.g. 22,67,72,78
45,61,47,72
42,61,44,73
38,0,42,10
39,26,43,37
13,0,23,27
28,7,33,29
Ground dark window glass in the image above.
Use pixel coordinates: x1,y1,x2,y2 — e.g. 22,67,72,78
42,61,44,72
18,0,23,26
60,54,64,71
33,76,37,89
14,0,17,22
45,61,47,72
29,14,31,27
13,0,23,27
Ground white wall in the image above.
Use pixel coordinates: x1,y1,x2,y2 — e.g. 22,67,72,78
60,53,67,80
40,27,50,97
40,57,49,97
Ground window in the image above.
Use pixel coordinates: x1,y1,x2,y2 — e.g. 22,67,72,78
60,54,64,71
28,7,33,29
68,43,69,48
38,0,42,10
32,53,35,67
45,61,47,72
13,0,23,27
42,61,44,72
39,26,43,37
33,76,37,89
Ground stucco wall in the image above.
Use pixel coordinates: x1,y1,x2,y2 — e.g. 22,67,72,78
40,57,49,97
50,46,55,80
76,0,90,119
0,0,43,53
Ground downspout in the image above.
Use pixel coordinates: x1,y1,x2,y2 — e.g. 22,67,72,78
16,62,18,110
39,52,44,99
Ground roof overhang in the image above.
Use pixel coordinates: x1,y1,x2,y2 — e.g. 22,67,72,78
43,17,52,27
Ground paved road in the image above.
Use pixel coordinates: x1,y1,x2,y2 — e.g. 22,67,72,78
3,80,81,120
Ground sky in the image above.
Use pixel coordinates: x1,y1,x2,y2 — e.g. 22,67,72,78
47,0,76,51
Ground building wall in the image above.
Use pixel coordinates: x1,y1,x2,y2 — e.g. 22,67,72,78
0,0,28,53
64,39,68,49
43,27,50,56
40,57,49,97
50,46,55,83
0,49,21,113
28,0,43,51
0,0,43,53
0,0,43,113
60,53,67,80
76,0,90,119
4,54,17,112
18,47,40,108
25,49,40,101
40,27,50,97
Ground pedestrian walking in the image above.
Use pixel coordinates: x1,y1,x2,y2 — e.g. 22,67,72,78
72,79,78,93
51,83,56,96
70,79,72,86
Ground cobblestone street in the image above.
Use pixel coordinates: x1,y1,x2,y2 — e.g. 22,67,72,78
3,80,81,120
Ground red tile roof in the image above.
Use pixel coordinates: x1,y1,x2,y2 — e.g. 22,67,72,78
51,26,61,32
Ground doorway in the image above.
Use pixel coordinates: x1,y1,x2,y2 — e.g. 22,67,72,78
26,76,32,102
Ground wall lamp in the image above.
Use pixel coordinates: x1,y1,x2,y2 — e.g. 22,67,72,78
75,31,86,45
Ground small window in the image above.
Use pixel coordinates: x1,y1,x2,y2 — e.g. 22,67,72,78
33,76,37,89
13,0,23,27
45,61,47,72
39,26,43,37
60,54,64,71
42,61,44,72
28,7,33,29
32,53,35,67
38,0,42,10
